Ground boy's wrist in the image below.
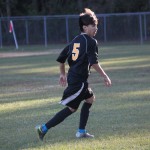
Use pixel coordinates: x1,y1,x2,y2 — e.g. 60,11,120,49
103,74,108,79
60,73,66,77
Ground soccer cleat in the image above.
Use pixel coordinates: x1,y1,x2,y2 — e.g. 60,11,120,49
76,131,94,138
35,125,46,141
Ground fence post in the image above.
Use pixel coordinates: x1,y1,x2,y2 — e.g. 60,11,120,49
0,19,2,48
103,16,107,42
139,14,143,44
44,16,48,47
25,19,29,45
65,16,69,43
143,14,147,41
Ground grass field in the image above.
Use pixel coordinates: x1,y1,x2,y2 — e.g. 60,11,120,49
0,44,150,150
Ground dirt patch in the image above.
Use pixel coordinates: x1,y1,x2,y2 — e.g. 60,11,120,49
0,50,60,58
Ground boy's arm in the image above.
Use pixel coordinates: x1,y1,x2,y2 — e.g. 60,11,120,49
92,63,111,86
59,63,67,87
57,45,70,87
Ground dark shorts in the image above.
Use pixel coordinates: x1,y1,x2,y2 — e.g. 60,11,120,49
59,82,94,109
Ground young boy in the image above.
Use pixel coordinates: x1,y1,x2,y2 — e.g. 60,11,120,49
36,8,111,140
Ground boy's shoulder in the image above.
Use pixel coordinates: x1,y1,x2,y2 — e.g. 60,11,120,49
71,34,98,46
83,34,98,45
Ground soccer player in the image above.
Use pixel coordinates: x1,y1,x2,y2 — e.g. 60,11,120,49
36,8,111,140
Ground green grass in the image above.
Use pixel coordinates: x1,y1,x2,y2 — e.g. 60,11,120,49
0,44,150,150
0,44,65,52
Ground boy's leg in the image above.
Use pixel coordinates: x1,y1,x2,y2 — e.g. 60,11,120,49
45,107,74,129
76,94,95,138
79,102,92,130
36,107,75,141
36,83,81,140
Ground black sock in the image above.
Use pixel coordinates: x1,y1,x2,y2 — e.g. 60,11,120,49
45,107,73,129
79,102,92,129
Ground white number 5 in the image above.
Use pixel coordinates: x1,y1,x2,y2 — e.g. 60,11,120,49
72,43,80,61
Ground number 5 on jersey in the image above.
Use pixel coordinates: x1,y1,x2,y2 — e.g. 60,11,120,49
72,43,80,61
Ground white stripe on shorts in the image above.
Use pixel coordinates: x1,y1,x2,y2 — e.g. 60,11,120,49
59,83,84,106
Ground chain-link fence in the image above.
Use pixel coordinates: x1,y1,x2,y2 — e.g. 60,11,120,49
0,12,150,48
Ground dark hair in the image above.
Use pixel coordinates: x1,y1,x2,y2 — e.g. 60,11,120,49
79,8,98,32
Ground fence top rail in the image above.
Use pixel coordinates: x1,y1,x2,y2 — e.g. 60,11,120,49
0,11,150,20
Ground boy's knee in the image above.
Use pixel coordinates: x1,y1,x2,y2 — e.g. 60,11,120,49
68,107,77,112
85,95,95,104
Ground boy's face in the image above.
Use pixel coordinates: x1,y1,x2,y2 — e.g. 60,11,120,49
83,24,98,37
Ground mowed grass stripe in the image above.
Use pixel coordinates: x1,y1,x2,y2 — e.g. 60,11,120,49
0,44,150,150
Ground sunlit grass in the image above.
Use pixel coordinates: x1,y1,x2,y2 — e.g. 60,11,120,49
0,44,150,150
0,98,60,112
2,66,59,74
115,89,150,98
102,56,150,65
24,135,150,150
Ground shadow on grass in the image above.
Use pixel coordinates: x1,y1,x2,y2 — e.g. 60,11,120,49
0,90,150,150
0,44,150,149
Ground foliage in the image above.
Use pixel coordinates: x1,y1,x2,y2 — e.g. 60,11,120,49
0,0,150,17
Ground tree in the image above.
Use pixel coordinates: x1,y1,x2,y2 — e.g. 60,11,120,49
0,0,150,17
6,0,11,16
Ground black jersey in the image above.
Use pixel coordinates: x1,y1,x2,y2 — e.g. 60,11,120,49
56,33,98,84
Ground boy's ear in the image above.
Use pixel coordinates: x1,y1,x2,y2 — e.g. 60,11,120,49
83,25,87,31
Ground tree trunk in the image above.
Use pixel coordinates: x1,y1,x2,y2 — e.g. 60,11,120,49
78,0,82,11
32,0,38,14
6,0,11,17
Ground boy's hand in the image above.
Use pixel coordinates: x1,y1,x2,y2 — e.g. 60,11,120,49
104,75,111,87
92,63,111,87
59,74,67,87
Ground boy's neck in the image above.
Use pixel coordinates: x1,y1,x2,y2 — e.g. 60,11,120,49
81,32,93,38
81,32,87,35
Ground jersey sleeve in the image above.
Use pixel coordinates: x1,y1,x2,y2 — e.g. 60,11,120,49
56,45,70,63
87,39,98,65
